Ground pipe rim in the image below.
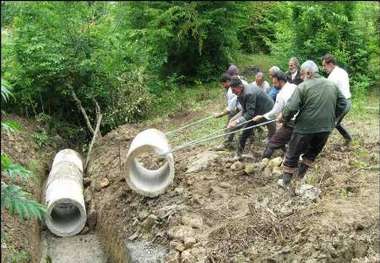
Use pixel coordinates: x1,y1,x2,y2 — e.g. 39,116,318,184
45,198,87,237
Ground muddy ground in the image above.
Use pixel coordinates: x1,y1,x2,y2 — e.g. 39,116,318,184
87,102,379,262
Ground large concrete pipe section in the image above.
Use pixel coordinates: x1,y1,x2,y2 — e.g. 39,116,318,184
125,128,175,197
45,149,87,237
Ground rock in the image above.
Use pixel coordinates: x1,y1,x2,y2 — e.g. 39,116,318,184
297,184,321,201
183,236,196,248
128,231,139,241
100,177,110,187
272,166,282,176
168,226,195,242
186,151,219,173
84,188,92,204
138,210,149,220
165,250,180,263
268,157,282,169
260,158,269,168
174,187,184,194
170,240,185,252
263,167,272,177
219,182,231,188
244,163,257,175
141,214,157,231
83,177,91,187
181,250,196,263
96,177,110,191
182,214,203,229
231,161,245,171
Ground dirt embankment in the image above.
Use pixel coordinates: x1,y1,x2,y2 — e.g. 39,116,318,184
1,115,62,263
87,106,379,262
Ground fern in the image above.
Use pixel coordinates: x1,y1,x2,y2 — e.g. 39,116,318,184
1,183,46,221
1,78,13,103
1,120,21,134
1,153,32,181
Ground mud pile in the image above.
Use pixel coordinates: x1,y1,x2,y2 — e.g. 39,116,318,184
87,113,379,262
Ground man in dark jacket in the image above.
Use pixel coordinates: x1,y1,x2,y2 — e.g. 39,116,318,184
286,57,303,85
278,60,347,190
227,76,275,160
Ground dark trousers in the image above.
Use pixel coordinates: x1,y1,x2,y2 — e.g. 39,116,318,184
263,125,293,159
238,119,276,153
283,132,330,172
336,99,352,141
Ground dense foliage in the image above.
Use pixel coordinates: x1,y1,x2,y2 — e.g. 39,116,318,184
1,1,379,136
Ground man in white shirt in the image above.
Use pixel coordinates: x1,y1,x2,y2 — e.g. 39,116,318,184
322,53,352,144
213,73,242,150
252,70,297,159
252,72,271,94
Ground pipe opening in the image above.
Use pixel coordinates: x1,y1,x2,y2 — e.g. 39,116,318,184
47,199,86,236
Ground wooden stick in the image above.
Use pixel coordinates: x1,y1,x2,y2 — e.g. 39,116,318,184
71,89,95,136
85,113,102,172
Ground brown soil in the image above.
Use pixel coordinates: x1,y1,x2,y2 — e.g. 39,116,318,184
87,106,379,262
1,115,59,263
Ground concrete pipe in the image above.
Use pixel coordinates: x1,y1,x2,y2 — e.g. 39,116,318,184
125,128,175,197
45,149,87,237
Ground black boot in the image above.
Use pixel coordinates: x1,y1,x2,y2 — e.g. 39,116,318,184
262,146,274,159
297,163,309,179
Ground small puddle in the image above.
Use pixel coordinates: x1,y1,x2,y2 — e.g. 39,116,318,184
40,231,108,263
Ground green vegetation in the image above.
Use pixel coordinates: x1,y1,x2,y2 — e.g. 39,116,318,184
2,2,378,141
1,82,46,223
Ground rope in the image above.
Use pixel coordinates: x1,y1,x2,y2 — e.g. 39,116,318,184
162,119,276,155
165,115,214,137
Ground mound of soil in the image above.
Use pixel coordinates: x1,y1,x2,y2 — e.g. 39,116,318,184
87,109,379,262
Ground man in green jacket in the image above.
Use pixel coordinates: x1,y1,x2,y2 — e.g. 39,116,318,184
278,60,347,189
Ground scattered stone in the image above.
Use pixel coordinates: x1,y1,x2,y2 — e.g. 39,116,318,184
96,177,110,191
138,210,149,220
128,231,139,241
183,236,196,248
268,157,282,169
141,214,157,231
231,161,245,171
272,166,282,176
244,163,257,175
84,188,92,203
186,151,219,173
263,167,272,177
170,240,186,252
167,226,195,242
182,214,203,229
165,250,180,263
83,177,91,187
181,249,196,263
174,187,184,194
219,182,231,188
260,158,269,168
297,184,321,201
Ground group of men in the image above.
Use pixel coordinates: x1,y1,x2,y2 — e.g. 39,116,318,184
214,54,352,189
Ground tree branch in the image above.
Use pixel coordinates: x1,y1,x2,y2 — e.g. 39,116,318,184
85,112,102,172
71,89,95,136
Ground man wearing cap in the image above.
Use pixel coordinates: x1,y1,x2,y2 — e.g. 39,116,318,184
227,76,275,160
322,53,352,145
252,70,298,159
278,60,347,190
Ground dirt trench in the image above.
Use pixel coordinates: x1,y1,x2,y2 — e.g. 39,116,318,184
86,105,379,262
